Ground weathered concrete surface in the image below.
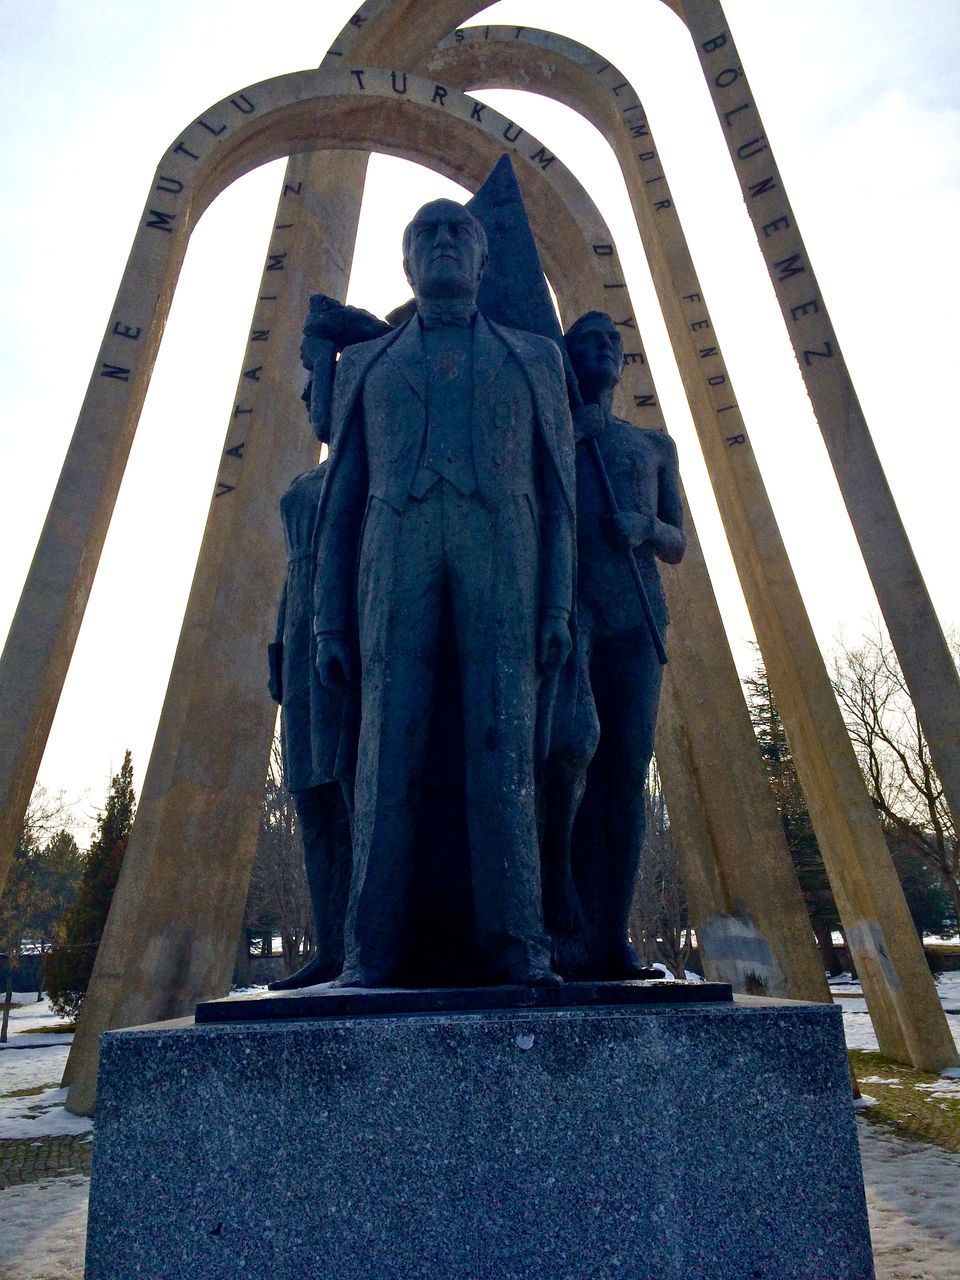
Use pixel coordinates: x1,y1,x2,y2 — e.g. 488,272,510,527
679,0,960,848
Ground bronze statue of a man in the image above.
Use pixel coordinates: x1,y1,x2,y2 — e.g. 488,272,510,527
554,311,685,978
312,199,576,988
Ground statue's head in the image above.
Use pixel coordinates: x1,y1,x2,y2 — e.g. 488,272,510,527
564,311,624,395
402,199,488,305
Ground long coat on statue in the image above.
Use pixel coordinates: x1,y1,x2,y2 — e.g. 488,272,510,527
313,312,576,982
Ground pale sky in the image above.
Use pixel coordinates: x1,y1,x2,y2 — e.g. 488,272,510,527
1,0,958,833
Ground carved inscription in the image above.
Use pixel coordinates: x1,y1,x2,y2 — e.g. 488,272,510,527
696,24,836,377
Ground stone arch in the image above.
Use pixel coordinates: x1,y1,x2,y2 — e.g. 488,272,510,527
213,2,958,1068
56,17,957,1100
319,0,686,69
0,68,630,900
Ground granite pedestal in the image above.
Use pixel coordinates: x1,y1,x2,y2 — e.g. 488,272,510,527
84,997,874,1279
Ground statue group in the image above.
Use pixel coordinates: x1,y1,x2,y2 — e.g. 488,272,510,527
268,183,685,992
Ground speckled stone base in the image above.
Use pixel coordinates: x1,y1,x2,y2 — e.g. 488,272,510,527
84,999,875,1280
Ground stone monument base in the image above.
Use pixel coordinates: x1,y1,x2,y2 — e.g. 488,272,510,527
84,996,874,1279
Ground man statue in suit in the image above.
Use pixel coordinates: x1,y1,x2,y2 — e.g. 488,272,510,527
313,198,576,988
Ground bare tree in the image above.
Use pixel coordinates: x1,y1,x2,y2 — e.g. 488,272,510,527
832,623,959,932
245,736,314,973
630,761,692,978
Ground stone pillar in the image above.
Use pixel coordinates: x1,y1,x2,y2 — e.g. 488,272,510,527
64,150,370,1116
678,0,960,839
0,188,194,896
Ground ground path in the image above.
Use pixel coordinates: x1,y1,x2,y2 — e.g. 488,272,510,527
0,1134,91,1190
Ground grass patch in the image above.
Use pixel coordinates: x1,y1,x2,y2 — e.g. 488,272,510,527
850,1049,960,1154
1,1082,59,1100
16,1023,75,1035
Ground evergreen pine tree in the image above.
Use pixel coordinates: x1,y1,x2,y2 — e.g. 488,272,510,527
44,752,136,1018
743,661,844,972
32,830,84,945
888,838,956,938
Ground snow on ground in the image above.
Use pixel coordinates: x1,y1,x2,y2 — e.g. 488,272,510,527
1,993,73,1038
0,1041,70,1097
861,1120,960,1280
0,1087,92,1140
1,995,74,1053
835,974,960,1059
0,1175,89,1280
0,995,84,1138
648,962,702,982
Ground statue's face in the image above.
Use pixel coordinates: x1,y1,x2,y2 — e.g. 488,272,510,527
566,319,624,390
404,200,485,302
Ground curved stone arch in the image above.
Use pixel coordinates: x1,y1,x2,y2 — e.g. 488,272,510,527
26,14,953,1110
8,9,951,1103
321,6,956,1072
331,0,960,853
0,67,643,897
320,0,685,69
423,25,955,1068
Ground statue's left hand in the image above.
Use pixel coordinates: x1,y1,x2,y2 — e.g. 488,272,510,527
606,511,654,551
537,615,572,676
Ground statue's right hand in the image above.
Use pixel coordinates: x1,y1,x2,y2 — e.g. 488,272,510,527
316,635,355,691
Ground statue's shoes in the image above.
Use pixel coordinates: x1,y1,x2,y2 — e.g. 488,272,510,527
500,961,563,989
328,967,395,990
267,956,341,991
